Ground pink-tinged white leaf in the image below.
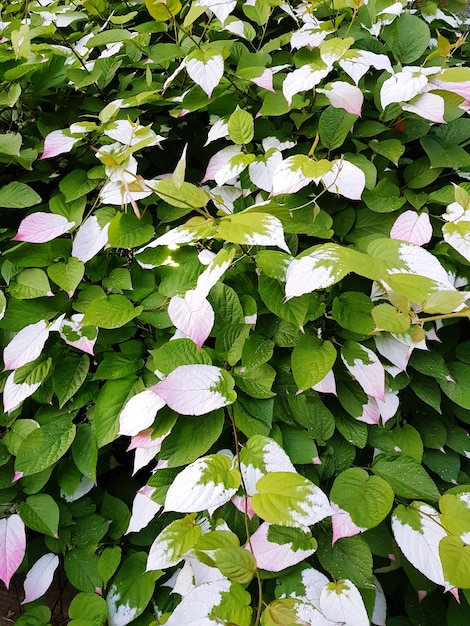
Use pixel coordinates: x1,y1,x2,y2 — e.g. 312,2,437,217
322,159,365,200
372,576,387,626
240,436,296,496
249,150,283,193
196,0,236,24
430,78,470,101
23,554,59,604
402,93,445,124
312,369,337,395
262,137,297,152
285,246,348,300
392,503,451,590
282,64,330,106
232,495,255,519
318,82,363,116
330,504,366,544
290,24,332,50
205,117,229,146
0,515,26,589
355,396,381,426
377,388,399,424
128,428,171,475
164,579,232,626
341,342,385,401
133,447,161,475
40,129,81,159
170,557,224,596
301,567,330,605
4,321,46,371
72,216,110,264
13,213,75,244
390,211,432,246
119,389,166,437
164,454,240,513
249,68,275,92
247,523,316,572
3,371,42,414
59,314,97,355
339,50,393,85
126,486,161,534
271,155,311,196
168,292,214,349
374,333,414,372
320,579,369,626
380,67,439,108
100,179,154,206
186,53,224,98
201,145,244,185
152,365,236,416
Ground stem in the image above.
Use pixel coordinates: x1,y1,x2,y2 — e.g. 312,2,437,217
413,308,470,324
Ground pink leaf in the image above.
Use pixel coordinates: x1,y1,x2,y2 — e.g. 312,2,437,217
318,82,364,116
250,68,275,92
71,216,110,264
23,554,59,604
330,504,366,544
247,522,316,572
168,292,215,349
13,213,75,244
311,369,337,395
153,364,235,415
0,515,26,589
390,211,432,246
4,320,49,371
231,495,255,519
40,129,81,159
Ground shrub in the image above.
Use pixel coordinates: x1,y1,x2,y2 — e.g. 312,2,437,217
1,0,470,623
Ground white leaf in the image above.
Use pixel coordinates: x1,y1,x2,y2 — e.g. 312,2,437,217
402,93,445,124
201,145,244,186
0,515,26,589
3,371,42,414
103,119,162,147
127,487,161,534
3,320,50,371
249,150,283,193
390,210,432,246
282,64,330,106
195,248,234,301
320,579,369,626
241,435,296,496
152,364,235,416
61,476,95,503
249,68,275,92
41,129,81,159
205,117,229,146
247,523,316,572
372,576,387,626
13,213,75,243
376,388,400,425
271,155,311,196
312,369,337,395
301,567,330,606
318,82,363,116
164,579,231,626
339,50,393,85
72,216,110,263
395,242,455,289
100,178,154,206
196,0,236,24
290,24,332,50
119,389,166,436
374,333,414,372
392,503,451,590
341,342,385,401
322,159,365,200
164,454,240,513
186,52,224,97
168,292,214,349
23,554,59,604
380,67,438,108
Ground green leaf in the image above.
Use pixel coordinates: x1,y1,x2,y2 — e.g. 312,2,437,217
82,295,143,329
48,257,84,296
91,376,141,448
72,423,98,482
317,532,374,589
145,0,181,20
421,136,470,170
59,170,97,202
68,592,107,624
319,107,357,150
64,548,102,593
439,362,470,409
15,416,76,477
0,132,22,157
242,335,274,369
234,363,276,399
18,494,60,537
369,138,405,166
153,179,210,209
371,303,411,333
0,182,41,208
382,13,431,63
372,454,440,501
148,514,201,569
404,158,443,190
291,334,336,391
93,353,142,380
10,268,52,299
214,547,257,584
228,108,254,145
440,536,470,589
258,273,316,326
392,425,423,463
283,391,335,440
53,354,90,408
149,338,212,376
14,356,52,386
331,292,375,335
330,468,394,529
97,546,121,587
107,213,155,249
107,553,161,624
101,492,130,540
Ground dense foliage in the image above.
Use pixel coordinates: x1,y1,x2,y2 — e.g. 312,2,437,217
2,0,470,623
